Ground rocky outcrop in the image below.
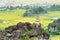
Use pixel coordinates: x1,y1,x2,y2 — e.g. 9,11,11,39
0,22,50,40
48,19,60,33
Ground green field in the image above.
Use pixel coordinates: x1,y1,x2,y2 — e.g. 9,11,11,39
0,9,60,40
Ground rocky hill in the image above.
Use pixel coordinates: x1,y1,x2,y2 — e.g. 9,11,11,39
0,22,50,40
48,18,60,34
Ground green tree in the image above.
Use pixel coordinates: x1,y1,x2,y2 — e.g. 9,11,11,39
23,7,45,17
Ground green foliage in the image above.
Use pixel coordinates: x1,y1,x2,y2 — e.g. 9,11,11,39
23,7,46,17
49,4,60,11
51,32,60,35
32,7,44,14
0,20,3,23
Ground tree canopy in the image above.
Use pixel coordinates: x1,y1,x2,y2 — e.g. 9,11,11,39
23,7,46,17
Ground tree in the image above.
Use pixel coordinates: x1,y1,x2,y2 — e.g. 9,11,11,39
32,7,44,14
49,4,60,11
23,7,45,17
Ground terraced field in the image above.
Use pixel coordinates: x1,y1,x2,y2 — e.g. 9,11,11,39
0,9,60,40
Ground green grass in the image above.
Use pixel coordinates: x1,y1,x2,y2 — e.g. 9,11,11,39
0,9,26,29
50,35,60,40
0,9,60,40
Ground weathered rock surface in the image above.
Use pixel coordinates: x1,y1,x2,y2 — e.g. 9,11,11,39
48,18,60,33
0,22,50,40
